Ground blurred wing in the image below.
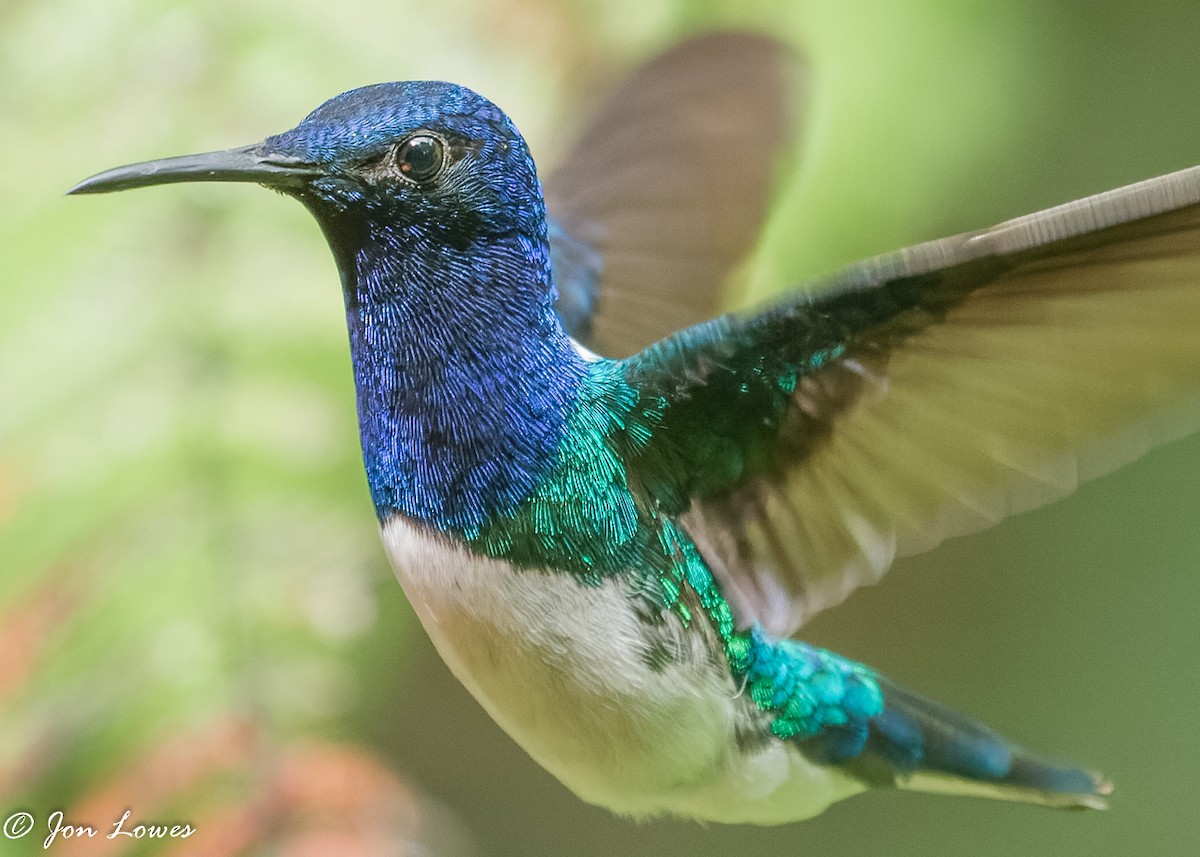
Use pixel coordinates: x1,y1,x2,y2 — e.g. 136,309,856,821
623,165,1200,636
545,32,801,356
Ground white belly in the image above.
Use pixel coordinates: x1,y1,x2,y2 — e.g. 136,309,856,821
381,517,864,823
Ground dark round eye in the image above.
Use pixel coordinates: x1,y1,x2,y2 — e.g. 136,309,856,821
395,134,445,182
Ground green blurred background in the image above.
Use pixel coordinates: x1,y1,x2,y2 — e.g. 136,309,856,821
3,0,1200,854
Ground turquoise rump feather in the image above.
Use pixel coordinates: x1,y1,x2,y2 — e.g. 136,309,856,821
72,31,1200,823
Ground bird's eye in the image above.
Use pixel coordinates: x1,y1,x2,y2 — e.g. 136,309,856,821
394,134,445,183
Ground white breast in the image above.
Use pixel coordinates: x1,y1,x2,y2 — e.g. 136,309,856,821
380,516,863,823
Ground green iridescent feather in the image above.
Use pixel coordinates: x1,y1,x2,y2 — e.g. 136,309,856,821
465,359,881,748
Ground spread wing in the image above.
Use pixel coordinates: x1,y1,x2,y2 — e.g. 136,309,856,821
544,32,801,357
621,165,1200,636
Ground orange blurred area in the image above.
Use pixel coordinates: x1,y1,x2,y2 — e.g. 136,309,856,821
0,573,78,704
47,720,471,857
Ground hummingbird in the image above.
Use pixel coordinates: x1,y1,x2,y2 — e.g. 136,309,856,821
69,32,1200,823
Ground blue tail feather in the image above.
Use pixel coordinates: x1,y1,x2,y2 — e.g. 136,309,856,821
864,678,1111,808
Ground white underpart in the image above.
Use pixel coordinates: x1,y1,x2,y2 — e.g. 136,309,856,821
382,517,865,823
570,337,603,362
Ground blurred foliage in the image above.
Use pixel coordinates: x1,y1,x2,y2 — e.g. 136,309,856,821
3,0,1200,855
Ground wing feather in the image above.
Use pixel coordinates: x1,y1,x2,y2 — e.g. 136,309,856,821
545,32,801,355
626,165,1200,635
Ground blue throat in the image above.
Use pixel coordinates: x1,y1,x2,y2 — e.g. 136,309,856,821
328,208,587,533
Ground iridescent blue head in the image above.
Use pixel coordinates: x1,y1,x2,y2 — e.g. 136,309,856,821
72,82,587,533
265,82,546,268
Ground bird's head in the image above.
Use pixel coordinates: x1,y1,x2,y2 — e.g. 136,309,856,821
71,81,546,257
73,81,580,529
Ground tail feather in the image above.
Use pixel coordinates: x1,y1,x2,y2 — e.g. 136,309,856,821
857,678,1112,810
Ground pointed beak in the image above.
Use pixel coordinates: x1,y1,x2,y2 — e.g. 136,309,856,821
68,144,322,195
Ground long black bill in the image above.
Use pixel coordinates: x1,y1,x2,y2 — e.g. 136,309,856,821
68,144,320,195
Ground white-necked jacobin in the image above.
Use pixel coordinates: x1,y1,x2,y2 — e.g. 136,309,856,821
74,32,1200,823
